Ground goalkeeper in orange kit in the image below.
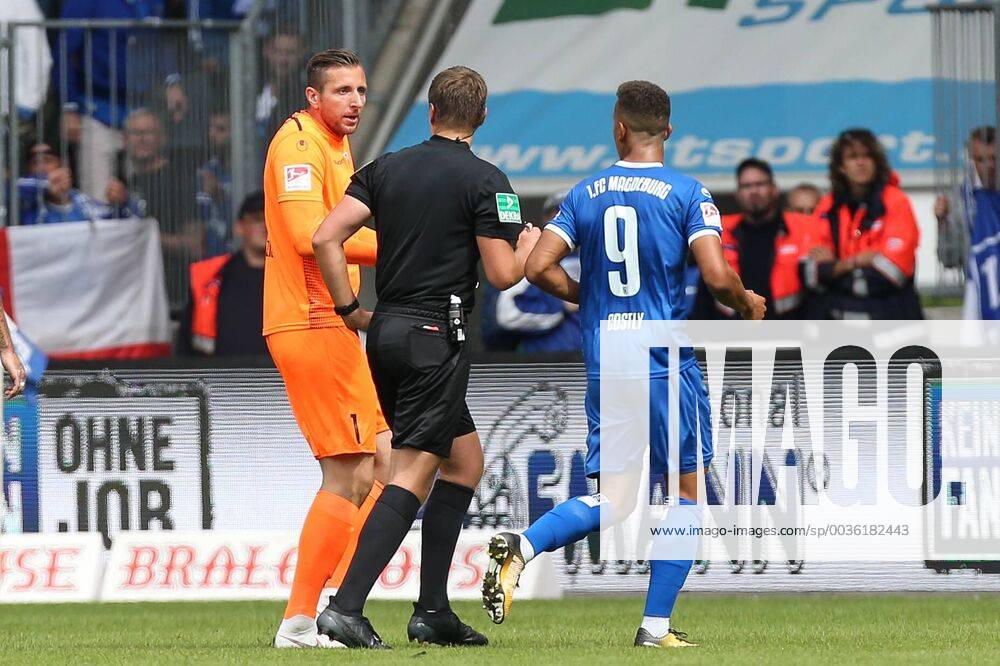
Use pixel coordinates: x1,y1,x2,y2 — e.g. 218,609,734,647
262,48,389,648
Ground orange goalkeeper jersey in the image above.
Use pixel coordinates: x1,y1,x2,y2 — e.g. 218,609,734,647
263,110,376,335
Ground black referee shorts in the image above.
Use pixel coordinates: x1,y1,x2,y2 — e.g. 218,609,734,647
366,303,475,458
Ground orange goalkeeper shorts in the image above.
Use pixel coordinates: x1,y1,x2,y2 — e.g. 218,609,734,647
267,327,389,459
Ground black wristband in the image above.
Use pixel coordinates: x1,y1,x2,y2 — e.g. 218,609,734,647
334,299,360,316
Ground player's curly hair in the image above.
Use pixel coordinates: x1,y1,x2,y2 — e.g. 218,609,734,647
828,128,892,203
306,49,362,90
615,80,670,136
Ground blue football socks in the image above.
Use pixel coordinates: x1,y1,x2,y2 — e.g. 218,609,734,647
642,496,697,622
521,494,604,559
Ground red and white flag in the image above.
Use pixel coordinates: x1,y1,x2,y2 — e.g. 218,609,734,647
0,218,171,359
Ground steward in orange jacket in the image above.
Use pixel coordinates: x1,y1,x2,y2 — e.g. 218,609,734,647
692,158,826,319
177,191,270,356
805,179,923,319
803,129,923,320
188,254,231,353
693,212,826,319
177,251,269,356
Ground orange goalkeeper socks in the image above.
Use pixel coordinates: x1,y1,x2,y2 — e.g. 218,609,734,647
327,480,384,589
283,490,358,619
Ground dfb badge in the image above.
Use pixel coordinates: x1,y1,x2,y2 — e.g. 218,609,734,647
283,164,312,192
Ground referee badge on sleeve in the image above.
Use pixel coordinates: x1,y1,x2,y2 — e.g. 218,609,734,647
496,193,522,223
284,164,312,192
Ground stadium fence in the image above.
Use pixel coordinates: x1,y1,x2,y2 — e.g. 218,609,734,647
0,1,403,311
930,3,1000,294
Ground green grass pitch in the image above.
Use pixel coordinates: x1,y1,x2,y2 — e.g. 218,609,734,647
1,594,998,664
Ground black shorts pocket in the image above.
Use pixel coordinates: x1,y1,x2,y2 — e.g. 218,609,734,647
406,325,450,371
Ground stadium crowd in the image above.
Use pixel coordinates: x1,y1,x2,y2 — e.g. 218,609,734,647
485,125,999,352
2,1,996,361
5,2,382,220
3,0,303,307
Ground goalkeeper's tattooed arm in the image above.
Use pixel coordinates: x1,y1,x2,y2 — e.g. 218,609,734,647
0,315,26,398
525,228,580,304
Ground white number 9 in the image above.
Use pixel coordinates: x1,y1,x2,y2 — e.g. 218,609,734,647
604,205,640,297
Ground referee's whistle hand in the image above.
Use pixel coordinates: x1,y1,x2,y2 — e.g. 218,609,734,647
342,307,373,332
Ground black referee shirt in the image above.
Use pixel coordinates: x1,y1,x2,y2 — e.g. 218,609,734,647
346,135,522,309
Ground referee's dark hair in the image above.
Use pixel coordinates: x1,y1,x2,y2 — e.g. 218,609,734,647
615,80,670,136
428,66,487,131
306,48,362,90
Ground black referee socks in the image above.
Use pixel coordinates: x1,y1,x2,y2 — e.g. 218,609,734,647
333,484,421,616
418,480,475,612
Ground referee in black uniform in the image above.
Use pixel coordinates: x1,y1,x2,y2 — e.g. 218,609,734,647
311,65,540,649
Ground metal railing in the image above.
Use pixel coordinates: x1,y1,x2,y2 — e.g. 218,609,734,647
4,18,244,310
0,1,403,312
929,3,998,294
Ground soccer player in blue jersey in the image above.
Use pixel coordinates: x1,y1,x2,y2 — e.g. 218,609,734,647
482,81,765,648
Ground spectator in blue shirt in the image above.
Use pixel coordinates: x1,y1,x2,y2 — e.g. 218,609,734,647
197,109,233,257
19,142,111,225
481,190,583,353
935,126,1000,319
53,0,188,200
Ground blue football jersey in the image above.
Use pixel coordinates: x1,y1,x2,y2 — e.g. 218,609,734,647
547,160,722,377
968,189,1000,320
